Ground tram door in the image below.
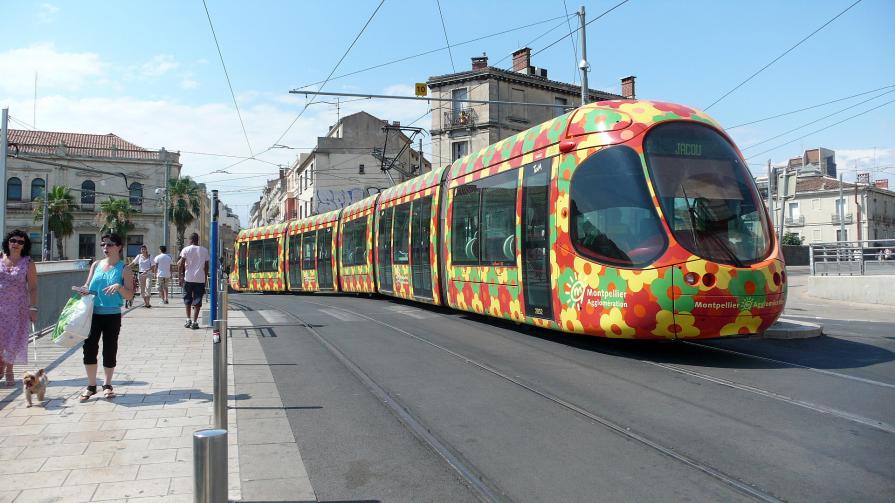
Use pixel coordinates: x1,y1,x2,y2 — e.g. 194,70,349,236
287,234,302,290
237,243,248,289
521,160,553,319
302,232,316,289
377,208,394,292
317,227,334,290
410,197,433,299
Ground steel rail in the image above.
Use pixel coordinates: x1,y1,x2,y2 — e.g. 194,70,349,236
285,296,786,503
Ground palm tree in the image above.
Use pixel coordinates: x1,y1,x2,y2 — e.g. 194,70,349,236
33,185,75,259
167,177,201,252
96,198,136,257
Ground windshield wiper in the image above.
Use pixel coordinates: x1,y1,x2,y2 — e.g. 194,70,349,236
679,184,745,267
679,184,701,255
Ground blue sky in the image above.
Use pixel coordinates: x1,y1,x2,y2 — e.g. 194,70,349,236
2,0,893,225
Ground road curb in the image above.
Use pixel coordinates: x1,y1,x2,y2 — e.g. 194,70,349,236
763,317,823,339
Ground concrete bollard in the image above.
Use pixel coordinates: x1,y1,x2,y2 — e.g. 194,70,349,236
193,428,228,503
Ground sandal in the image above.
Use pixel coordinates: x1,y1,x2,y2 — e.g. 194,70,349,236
79,385,98,402
102,385,116,399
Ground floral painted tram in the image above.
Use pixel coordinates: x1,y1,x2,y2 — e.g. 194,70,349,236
231,100,786,340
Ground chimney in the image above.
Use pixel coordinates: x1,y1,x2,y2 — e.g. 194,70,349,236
512,47,531,72
279,168,286,179
392,121,400,127
471,53,488,70
621,76,636,99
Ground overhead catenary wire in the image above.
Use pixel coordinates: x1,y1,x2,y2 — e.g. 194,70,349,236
561,0,579,84
741,87,895,151
290,13,574,91
268,0,385,153
705,0,863,111
744,97,895,160
202,0,254,157
434,0,455,72
726,84,895,129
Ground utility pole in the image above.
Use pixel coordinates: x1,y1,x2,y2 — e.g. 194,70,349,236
767,160,775,240
578,5,589,106
418,136,423,173
1,108,8,240
210,189,219,323
162,148,170,252
777,169,786,244
838,173,845,241
41,172,50,261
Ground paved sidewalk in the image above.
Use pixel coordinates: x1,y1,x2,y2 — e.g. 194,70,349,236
0,303,241,503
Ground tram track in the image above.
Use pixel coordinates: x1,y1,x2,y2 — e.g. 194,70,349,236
243,295,786,503
299,296,895,436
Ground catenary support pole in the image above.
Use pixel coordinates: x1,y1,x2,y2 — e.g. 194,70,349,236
767,160,774,240
578,6,589,106
193,428,227,503
210,190,219,322
1,108,8,239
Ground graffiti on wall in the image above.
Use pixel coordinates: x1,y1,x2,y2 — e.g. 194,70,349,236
316,187,381,212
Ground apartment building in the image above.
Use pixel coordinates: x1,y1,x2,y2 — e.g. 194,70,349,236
4,129,181,259
427,48,631,166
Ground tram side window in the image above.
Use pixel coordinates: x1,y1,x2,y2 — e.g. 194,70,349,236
341,218,367,266
452,184,480,264
302,232,317,271
480,171,518,265
248,238,279,272
392,203,411,264
451,169,518,266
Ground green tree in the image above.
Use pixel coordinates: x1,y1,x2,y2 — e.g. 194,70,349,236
33,185,75,259
781,232,804,246
167,176,202,252
96,198,136,257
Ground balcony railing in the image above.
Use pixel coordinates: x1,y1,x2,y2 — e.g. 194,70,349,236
831,213,854,224
785,215,805,226
443,107,478,129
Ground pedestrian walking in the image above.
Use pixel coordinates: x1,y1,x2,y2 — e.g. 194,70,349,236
153,245,173,304
0,230,38,387
130,245,154,308
178,233,209,330
76,233,135,401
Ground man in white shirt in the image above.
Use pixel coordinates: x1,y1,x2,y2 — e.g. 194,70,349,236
152,245,173,305
177,233,209,329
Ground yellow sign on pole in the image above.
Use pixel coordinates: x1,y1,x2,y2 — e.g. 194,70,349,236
415,83,428,97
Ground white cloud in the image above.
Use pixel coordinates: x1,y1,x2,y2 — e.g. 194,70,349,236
37,3,59,23
180,77,199,90
0,44,105,96
138,55,179,78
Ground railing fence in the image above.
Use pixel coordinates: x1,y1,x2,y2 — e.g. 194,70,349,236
809,238,895,276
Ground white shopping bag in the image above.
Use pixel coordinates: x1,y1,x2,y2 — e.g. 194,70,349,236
52,294,94,347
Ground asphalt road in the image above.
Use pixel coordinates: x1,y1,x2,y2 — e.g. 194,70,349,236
231,283,895,503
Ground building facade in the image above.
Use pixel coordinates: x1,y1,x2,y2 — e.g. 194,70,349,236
427,48,630,167
4,129,182,260
252,111,430,225
778,175,895,244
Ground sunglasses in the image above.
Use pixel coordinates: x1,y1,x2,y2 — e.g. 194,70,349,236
8,239,26,245
101,242,119,248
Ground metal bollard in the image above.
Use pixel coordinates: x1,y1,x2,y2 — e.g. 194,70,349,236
193,428,228,503
212,319,228,430
219,279,229,325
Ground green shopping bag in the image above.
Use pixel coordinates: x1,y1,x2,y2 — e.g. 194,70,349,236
52,294,94,347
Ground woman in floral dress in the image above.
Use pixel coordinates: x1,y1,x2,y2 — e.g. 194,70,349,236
0,230,39,387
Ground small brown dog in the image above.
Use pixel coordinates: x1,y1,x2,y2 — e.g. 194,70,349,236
22,369,48,407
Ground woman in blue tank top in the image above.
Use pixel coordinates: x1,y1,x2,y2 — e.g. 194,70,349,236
76,233,135,401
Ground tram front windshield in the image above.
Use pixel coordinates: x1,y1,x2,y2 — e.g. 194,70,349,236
645,122,772,266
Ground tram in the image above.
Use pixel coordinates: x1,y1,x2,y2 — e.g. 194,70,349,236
231,100,786,339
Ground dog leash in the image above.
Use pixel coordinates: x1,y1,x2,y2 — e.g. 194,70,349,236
31,322,38,362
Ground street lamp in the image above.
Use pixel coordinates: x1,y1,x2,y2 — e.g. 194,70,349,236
155,187,169,252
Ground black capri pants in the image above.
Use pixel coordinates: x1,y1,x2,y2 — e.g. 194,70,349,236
83,313,122,368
